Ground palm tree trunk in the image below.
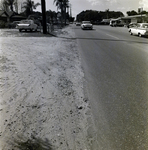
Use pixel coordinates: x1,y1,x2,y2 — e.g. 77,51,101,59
60,4,64,27
64,5,66,25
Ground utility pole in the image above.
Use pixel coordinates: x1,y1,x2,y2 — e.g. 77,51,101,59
41,0,47,34
138,7,143,23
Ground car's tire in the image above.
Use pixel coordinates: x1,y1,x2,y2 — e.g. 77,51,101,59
130,31,133,35
19,29,22,32
138,33,142,37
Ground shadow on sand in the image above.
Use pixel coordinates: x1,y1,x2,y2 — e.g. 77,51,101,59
10,135,53,150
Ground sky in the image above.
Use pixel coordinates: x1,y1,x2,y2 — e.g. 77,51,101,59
32,0,148,18
2,0,148,18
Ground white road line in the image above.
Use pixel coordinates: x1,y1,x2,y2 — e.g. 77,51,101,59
106,34,119,39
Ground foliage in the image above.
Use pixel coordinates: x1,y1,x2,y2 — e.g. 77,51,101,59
5,0,15,11
53,0,70,26
46,10,57,23
126,10,138,16
0,20,6,28
23,0,40,17
0,0,16,12
76,10,124,23
126,10,148,16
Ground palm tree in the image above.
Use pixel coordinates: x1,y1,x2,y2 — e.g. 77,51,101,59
63,0,69,25
106,9,109,19
0,0,8,11
1,0,15,12
23,0,40,17
54,0,69,26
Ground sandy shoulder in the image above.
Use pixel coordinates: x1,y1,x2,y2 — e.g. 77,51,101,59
0,25,98,150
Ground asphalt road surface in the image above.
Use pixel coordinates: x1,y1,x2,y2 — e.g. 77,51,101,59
73,25,148,150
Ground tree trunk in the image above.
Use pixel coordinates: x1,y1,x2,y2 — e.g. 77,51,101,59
64,6,66,25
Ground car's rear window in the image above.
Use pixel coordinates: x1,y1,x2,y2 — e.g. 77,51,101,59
142,24,148,28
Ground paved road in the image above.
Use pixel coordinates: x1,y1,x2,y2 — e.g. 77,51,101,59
73,25,148,150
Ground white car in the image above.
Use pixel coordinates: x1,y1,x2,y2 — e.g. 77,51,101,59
16,20,38,32
129,23,148,37
81,21,93,30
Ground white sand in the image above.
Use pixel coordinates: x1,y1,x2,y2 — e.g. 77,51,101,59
0,26,98,150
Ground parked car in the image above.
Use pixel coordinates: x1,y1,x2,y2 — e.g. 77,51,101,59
129,23,148,37
110,19,124,27
16,20,38,32
127,22,137,28
81,21,93,30
75,22,81,26
8,21,20,28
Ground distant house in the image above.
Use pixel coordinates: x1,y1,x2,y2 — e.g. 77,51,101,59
0,10,9,22
0,10,26,28
106,14,148,27
10,14,26,22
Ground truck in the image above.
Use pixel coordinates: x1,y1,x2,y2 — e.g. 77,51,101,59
110,18,125,27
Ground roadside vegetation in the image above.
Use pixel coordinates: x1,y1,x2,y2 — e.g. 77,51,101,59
0,0,148,28
76,9,148,24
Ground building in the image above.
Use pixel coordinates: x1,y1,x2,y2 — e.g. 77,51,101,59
108,14,148,27
0,10,26,28
121,14,148,25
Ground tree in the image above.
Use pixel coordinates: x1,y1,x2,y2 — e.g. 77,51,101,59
0,0,8,11
54,0,69,26
23,0,40,17
63,0,69,25
46,10,57,24
0,0,16,12
76,10,124,23
5,0,15,12
126,10,138,16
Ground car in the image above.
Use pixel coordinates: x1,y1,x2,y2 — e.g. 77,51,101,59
127,22,137,28
128,23,138,32
16,20,38,32
129,23,148,37
81,21,93,30
110,19,124,27
75,22,81,26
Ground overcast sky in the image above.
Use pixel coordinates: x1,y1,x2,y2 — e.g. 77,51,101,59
31,0,148,18
7,0,147,18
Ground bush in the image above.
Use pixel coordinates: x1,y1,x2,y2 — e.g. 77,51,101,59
0,20,7,28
